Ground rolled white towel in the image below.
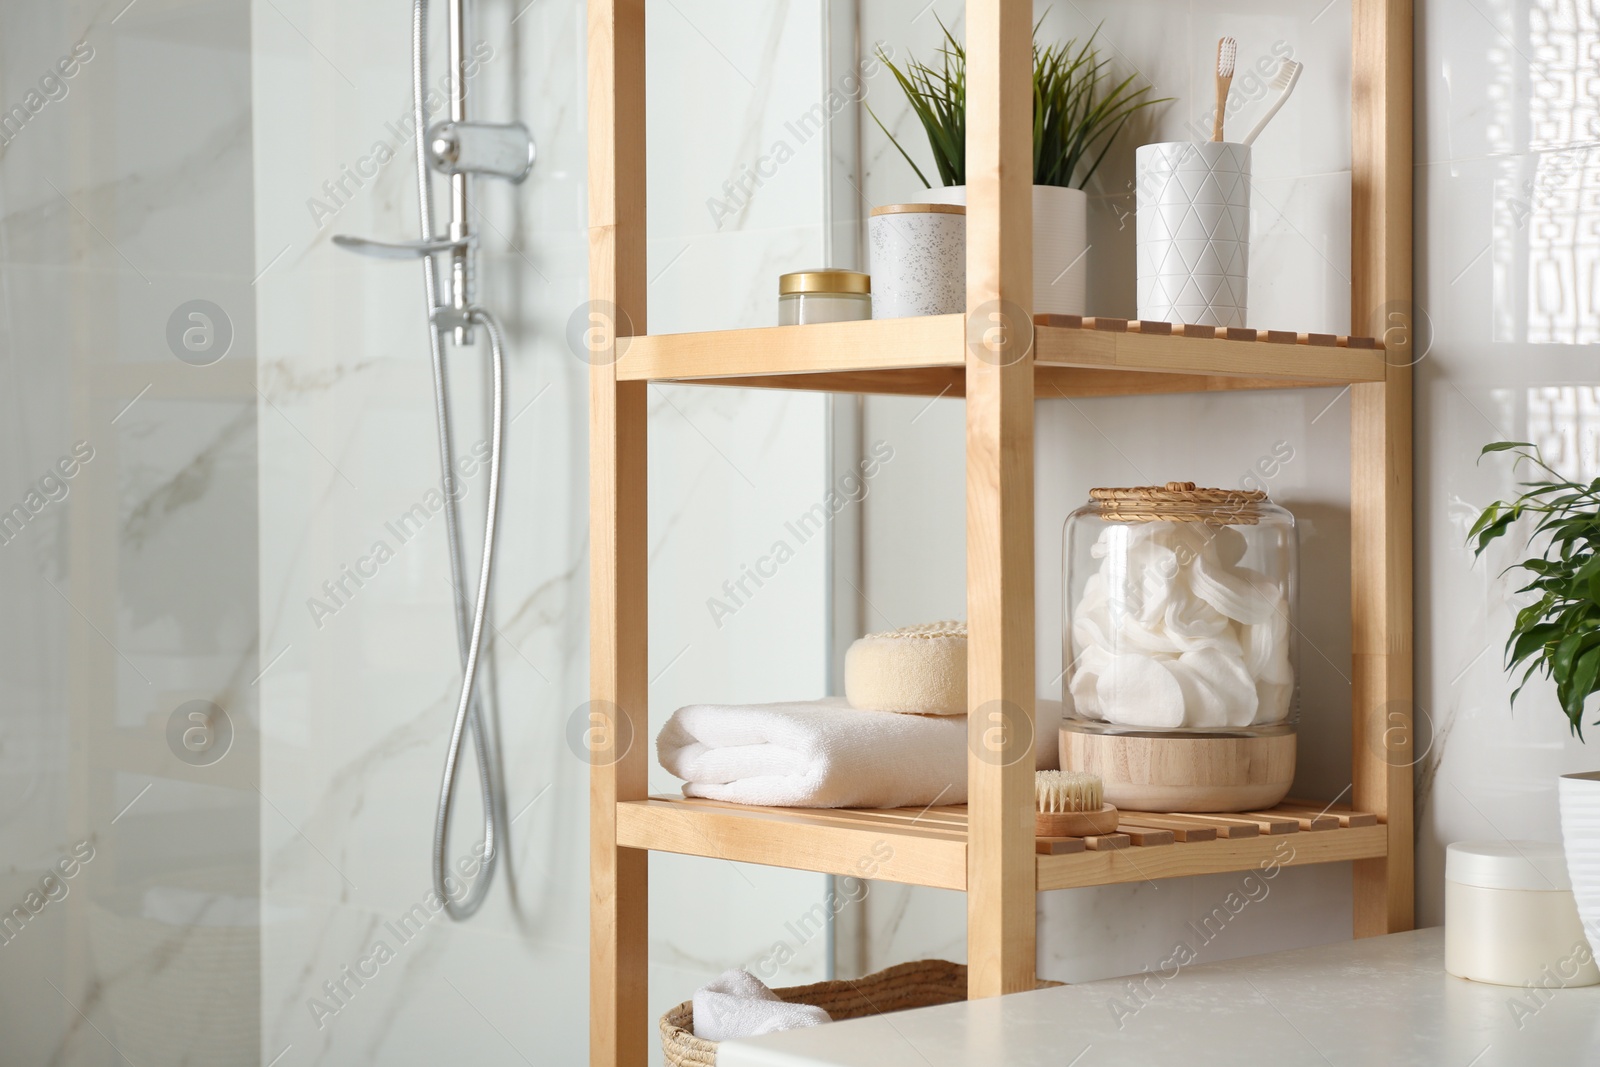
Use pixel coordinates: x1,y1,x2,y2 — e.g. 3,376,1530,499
692,969,829,1042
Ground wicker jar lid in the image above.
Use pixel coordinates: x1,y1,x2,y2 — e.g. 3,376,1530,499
1089,481,1267,524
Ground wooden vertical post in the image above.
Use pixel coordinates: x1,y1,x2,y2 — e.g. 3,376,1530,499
1350,0,1414,937
589,0,649,1063
964,0,1036,997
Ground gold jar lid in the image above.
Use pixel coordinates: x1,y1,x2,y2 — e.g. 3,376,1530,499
779,269,871,296
1089,482,1268,524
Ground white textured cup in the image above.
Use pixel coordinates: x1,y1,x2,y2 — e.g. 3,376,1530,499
868,204,965,319
1559,771,1600,957
1135,141,1251,328
921,184,1087,315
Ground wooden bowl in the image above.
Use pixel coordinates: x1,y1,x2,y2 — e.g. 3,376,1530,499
1059,727,1296,813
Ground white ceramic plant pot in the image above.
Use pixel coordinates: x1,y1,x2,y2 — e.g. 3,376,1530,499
1559,770,1600,957
868,203,966,318
921,184,1088,316
1134,141,1251,328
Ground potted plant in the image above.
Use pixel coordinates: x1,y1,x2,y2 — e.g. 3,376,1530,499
869,21,1167,316
1472,440,1600,953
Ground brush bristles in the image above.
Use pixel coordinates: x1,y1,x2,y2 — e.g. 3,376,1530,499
1036,770,1103,814
1216,37,1237,77
1271,58,1301,88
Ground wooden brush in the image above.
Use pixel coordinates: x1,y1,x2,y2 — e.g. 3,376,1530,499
1212,36,1237,142
1035,770,1119,838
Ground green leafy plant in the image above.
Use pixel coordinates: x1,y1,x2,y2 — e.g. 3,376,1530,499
1471,441,1600,738
868,19,1168,191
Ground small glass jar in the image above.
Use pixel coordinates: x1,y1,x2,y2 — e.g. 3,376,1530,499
1061,482,1299,811
778,270,871,326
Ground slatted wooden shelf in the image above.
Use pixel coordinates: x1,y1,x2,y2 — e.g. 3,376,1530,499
613,315,1387,399
618,795,1387,893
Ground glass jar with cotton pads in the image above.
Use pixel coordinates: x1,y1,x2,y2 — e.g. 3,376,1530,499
1445,840,1599,988
778,270,871,326
1060,482,1298,812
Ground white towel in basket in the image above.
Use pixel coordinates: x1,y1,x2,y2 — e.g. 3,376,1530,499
692,969,829,1042
657,697,1064,808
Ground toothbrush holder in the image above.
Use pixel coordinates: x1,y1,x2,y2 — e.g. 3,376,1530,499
1134,141,1251,329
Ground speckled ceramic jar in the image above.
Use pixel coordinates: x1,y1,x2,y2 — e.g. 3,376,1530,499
868,203,965,319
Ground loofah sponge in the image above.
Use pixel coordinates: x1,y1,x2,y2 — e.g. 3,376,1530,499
844,621,967,715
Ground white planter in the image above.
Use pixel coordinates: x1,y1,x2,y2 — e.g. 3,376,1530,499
1134,141,1251,328
1559,770,1600,957
868,203,966,319
920,184,1089,316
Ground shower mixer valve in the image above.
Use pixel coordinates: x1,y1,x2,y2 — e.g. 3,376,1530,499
333,121,534,346
428,121,536,183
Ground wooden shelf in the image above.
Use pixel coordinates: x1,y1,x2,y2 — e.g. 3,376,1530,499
590,0,1412,1042
615,316,1387,398
618,796,1387,893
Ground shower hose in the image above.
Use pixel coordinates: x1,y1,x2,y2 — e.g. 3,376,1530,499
412,0,504,921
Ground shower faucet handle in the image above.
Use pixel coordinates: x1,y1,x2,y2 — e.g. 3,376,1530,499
332,234,471,260
428,121,536,183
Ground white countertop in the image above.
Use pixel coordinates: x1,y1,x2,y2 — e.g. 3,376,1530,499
719,929,1600,1066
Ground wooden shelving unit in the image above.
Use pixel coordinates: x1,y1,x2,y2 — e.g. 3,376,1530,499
588,2,1412,1063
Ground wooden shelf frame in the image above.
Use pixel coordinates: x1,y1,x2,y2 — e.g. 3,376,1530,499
588,0,1412,1060
614,315,1390,398
617,796,1389,894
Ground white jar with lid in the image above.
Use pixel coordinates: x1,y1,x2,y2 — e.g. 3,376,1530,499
1445,840,1599,987
778,270,871,326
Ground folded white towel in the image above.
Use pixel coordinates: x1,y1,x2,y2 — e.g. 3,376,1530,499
659,697,1064,808
659,698,969,808
692,968,829,1042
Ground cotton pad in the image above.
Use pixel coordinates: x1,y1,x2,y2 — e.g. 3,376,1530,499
844,620,966,715
1178,646,1259,728
1069,484,1296,733
1067,643,1110,720
1242,605,1291,679
1161,583,1238,654
1254,678,1293,723
1098,653,1185,728
1189,559,1277,625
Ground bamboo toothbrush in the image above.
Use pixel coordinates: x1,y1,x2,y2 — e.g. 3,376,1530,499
1212,37,1237,142
1035,770,1120,838
1241,59,1304,146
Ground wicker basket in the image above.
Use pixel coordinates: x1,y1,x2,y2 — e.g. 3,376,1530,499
660,959,1059,1066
